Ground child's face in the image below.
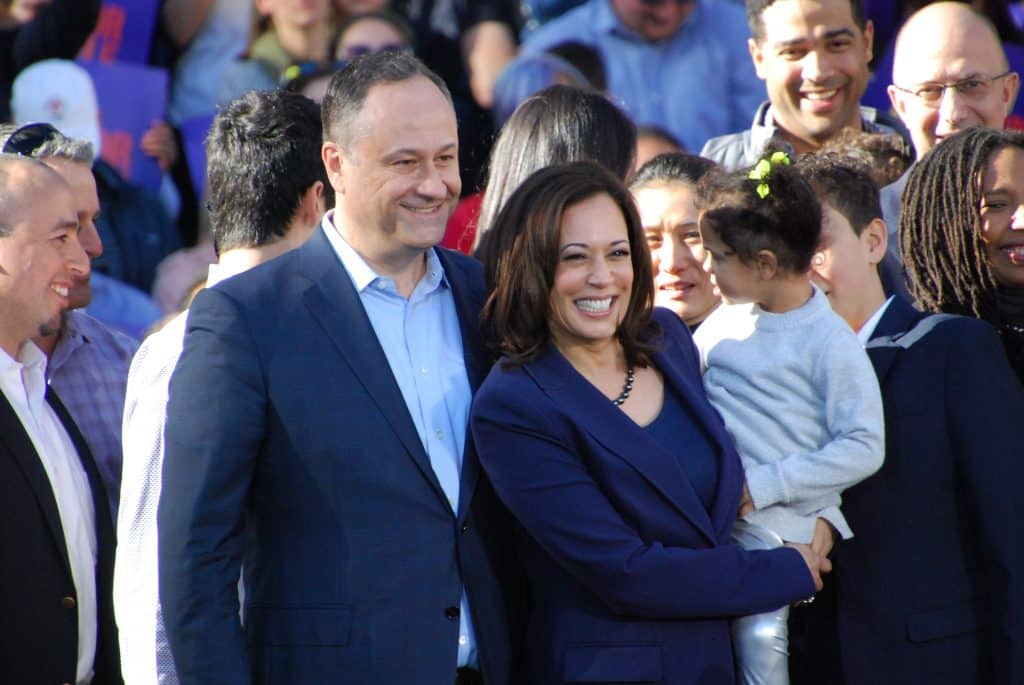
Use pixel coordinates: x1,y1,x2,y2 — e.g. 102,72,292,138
698,222,763,305
979,145,1024,289
809,201,878,326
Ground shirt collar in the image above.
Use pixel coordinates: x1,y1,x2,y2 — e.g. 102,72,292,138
320,210,449,295
857,296,895,346
0,340,48,400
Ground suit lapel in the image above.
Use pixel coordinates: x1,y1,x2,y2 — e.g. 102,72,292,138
527,344,719,545
867,297,923,385
0,388,73,583
436,250,487,520
652,337,745,543
298,229,450,510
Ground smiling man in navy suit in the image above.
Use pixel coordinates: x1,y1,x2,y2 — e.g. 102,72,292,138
795,154,1024,684
158,51,516,685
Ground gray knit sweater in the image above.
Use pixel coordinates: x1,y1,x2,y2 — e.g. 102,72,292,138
693,288,885,543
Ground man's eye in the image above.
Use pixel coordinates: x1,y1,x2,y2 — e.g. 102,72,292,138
914,85,943,101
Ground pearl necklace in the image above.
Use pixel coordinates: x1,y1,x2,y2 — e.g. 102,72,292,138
612,367,635,406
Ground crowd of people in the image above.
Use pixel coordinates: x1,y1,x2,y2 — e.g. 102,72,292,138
2,1,1024,684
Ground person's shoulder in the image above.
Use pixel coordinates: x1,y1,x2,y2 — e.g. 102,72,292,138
700,129,750,164
67,309,139,360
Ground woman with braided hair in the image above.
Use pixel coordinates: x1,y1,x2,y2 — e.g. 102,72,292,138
899,126,1024,382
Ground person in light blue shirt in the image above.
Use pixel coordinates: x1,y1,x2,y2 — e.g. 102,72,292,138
522,0,763,153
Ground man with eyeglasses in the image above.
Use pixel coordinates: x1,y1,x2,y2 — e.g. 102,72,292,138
878,1,1019,294
521,0,763,154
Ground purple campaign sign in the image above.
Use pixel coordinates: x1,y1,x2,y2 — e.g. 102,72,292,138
81,60,168,192
78,0,160,65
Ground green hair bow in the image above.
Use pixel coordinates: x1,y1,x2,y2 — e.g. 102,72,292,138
748,151,791,199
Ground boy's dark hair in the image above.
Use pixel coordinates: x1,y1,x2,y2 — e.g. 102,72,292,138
746,0,865,41
818,129,914,188
796,152,882,237
206,89,331,255
696,155,821,273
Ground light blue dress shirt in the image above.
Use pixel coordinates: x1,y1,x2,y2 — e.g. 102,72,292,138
323,213,478,668
523,0,763,153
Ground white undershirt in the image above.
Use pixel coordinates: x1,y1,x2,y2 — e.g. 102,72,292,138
0,341,97,685
856,296,895,347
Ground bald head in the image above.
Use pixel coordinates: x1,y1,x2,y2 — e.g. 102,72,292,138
889,2,1018,158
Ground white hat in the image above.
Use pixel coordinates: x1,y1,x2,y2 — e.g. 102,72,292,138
11,58,102,156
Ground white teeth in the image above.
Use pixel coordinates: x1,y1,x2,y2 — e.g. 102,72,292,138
805,90,838,100
52,285,68,297
576,297,612,313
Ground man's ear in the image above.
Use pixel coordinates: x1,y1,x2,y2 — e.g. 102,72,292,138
861,217,888,265
862,19,874,62
1002,71,1020,118
749,37,767,80
756,249,779,279
322,141,346,197
297,181,325,227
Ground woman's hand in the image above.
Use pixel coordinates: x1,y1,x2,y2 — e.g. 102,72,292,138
786,542,831,592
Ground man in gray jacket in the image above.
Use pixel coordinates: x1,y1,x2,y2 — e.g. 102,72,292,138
702,0,901,170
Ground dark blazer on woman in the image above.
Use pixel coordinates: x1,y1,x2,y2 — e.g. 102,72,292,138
471,308,813,685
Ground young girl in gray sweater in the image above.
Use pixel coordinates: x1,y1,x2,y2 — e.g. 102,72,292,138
692,153,885,685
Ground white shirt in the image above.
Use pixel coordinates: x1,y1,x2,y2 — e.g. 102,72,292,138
0,341,97,685
856,296,895,347
116,264,235,685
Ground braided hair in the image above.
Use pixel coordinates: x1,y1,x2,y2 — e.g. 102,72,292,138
900,126,1024,323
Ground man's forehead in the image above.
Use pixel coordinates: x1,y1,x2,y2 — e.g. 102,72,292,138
899,46,1005,84
760,0,860,38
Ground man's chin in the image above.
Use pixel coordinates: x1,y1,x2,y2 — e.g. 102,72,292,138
37,310,68,339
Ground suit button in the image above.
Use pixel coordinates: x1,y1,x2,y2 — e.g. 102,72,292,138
460,523,469,533
444,606,460,620
60,596,76,609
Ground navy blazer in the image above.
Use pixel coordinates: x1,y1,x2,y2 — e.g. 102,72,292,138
159,228,516,685
0,388,121,684
470,308,813,685
814,297,1024,684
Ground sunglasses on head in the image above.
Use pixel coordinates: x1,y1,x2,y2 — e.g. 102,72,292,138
2,121,60,156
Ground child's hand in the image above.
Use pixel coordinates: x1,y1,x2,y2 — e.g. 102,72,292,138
737,482,754,517
811,517,837,557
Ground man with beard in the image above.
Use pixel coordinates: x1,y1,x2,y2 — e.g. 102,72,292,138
0,122,137,515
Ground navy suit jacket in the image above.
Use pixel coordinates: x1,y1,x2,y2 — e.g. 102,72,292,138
0,387,121,684
470,308,813,685
819,297,1024,684
159,228,516,685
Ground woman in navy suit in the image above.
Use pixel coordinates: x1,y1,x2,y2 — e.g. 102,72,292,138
470,161,826,685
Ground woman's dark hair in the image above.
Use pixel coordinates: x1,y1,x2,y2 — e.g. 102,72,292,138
332,9,415,56
484,160,656,368
695,155,821,273
475,85,636,258
630,152,718,191
901,126,1024,323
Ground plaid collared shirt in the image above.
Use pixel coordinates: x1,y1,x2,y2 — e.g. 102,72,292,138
48,310,138,516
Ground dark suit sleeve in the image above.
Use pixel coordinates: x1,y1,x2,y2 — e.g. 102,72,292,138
470,374,814,620
158,288,265,685
945,320,1024,684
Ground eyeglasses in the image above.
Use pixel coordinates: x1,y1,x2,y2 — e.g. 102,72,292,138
890,71,1014,106
2,121,60,156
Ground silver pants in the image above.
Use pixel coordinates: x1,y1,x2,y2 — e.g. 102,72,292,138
731,520,790,685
